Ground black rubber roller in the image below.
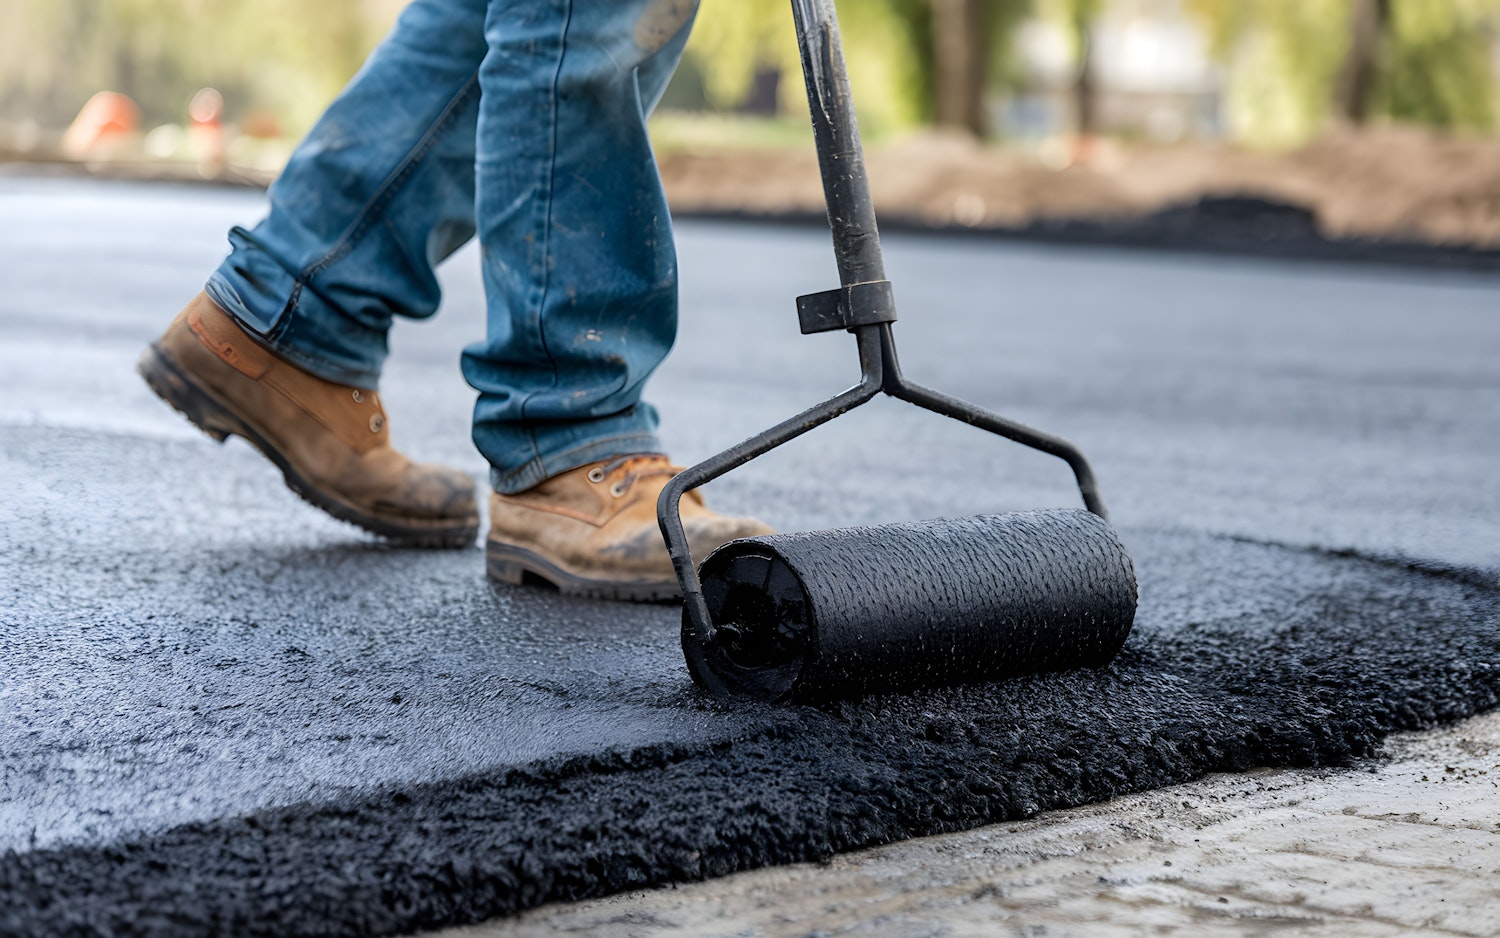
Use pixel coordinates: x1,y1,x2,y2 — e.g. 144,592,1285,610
684,509,1137,702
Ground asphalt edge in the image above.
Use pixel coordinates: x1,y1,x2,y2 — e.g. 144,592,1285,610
4,538,1499,938
7,161,1500,274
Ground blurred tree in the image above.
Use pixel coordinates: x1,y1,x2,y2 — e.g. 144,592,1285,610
1378,0,1500,132
3,0,1046,146
0,0,395,138
1188,0,1349,147
683,0,1031,139
931,0,989,134
684,0,934,136
929,0,1032,138
1037,0,1104,137
679,0,791,112
1189,0,1500,146
1335,0,1388,123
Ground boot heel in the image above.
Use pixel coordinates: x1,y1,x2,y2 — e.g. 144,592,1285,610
137,345,245,443
485,549,527,585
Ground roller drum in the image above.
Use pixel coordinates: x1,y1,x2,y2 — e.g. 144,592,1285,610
685,509,1137,702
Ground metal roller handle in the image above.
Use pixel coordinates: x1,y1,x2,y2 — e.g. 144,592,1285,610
657,0,1108,652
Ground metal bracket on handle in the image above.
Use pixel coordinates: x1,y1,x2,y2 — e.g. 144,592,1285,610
797,279,897,334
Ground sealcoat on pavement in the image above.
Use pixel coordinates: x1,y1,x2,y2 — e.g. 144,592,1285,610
1,176,1497,936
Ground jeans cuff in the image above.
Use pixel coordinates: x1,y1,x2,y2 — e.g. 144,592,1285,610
204,273,382,389
489,431,663,494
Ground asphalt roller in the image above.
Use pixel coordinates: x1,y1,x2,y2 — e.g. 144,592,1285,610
657,0,1137,703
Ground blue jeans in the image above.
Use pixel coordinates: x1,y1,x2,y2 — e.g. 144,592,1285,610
205,0,699,493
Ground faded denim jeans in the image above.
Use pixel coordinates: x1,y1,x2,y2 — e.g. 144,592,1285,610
205,0,699,493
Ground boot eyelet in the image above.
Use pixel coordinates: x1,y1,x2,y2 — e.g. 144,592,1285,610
610,482,627,498
587,467,606,483
369,414,384,433
352,390,364,404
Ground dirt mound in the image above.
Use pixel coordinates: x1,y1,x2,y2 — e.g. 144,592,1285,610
660,126,1500,247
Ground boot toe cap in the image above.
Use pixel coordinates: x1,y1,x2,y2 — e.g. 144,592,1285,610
376,463,478,522
684,514,776,558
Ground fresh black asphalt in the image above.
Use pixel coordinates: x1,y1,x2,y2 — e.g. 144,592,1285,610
1,177,1497,936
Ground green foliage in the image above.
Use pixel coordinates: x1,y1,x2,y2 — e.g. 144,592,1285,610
681,1,793,111
682,0,1034,138
1379,0,1500,131
1187,0,1500,146
682,0,935,137
1186,0,1349,147
1035,0,1103,60
839,0,935,132
986,0,1036,93
0,0,390,136
14,0,1498,153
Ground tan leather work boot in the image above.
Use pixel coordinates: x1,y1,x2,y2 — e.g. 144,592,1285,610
138,293,478,547
487,455,774,601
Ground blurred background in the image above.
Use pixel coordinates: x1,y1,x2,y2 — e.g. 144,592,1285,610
6,0,1500,245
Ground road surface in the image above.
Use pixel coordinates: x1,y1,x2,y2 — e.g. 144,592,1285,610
2,175,1497,935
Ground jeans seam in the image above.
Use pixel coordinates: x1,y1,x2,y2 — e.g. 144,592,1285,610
268,282,304,344
263,283,375,379
204,274,376,386
286,70,482,327
516,0,572,424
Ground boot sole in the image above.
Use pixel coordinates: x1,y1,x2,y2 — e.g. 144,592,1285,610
486,539,681,603
138,343,478,549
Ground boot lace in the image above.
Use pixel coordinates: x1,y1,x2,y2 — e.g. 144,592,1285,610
596,453,679,497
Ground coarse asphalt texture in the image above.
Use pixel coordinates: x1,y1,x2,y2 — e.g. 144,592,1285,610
2,177,1498,936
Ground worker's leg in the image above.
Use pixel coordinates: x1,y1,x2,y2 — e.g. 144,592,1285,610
205,0,488,389
141,0,488,546
470,0,772,599
463,0,701,494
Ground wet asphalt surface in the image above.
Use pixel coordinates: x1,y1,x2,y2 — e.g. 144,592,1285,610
2,176,1498,935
